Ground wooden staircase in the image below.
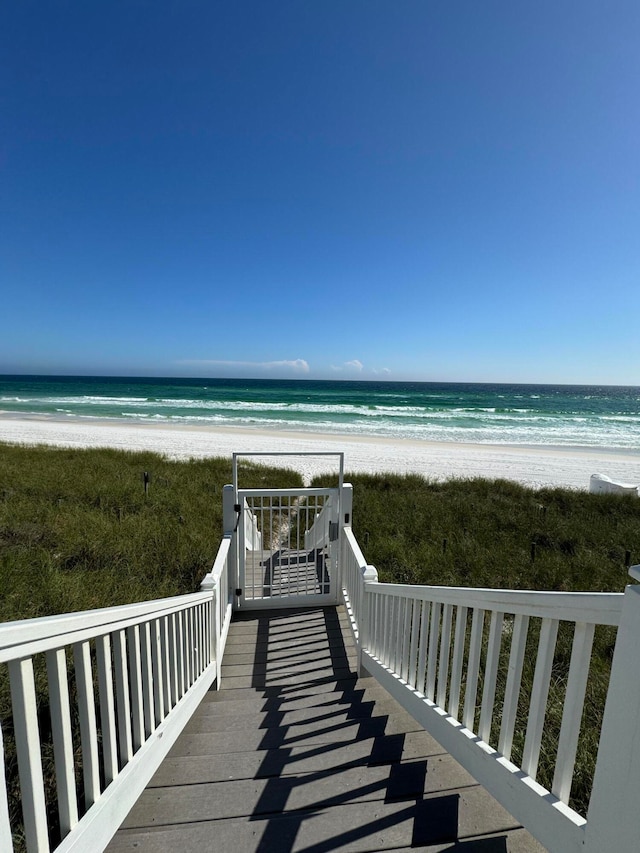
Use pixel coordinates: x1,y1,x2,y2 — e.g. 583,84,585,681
108,606,544,852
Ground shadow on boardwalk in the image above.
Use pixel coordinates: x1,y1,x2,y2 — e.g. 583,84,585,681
108,607,545,852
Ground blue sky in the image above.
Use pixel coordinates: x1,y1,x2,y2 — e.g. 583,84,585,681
1,1,639,384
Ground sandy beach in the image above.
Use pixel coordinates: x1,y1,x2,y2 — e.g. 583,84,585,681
1,413,639,491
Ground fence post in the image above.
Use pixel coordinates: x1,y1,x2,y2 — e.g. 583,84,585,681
0,723,12,852
358,565,379,675
199,571,219,687
339,484,353,601
222,484,237,609
584,567,640,852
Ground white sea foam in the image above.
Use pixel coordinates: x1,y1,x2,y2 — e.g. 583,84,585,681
28,408,640,449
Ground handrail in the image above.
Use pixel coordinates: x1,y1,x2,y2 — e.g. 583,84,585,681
304,495,333,552
0,592,212,663
340,528,377,670
241,503,262,551
367,582,623,625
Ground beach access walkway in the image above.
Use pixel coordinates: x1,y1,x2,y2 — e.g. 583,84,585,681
108,605,542,852
3,452,639,853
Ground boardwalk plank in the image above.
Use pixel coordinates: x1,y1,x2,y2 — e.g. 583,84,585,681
108,606,546,853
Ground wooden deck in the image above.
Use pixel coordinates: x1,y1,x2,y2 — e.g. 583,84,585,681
243,547,331,599
108,606,545,852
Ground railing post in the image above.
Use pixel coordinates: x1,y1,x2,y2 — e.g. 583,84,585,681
0,723,13,852
200,571,219,688
584,567,640,852
358,565,378,675
222,484,238,610
340,484,353,600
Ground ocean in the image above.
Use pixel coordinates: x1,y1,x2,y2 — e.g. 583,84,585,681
1,375,639,451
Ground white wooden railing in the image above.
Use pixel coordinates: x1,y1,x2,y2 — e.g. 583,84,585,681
243,504,262,551
0,534,233,853
304,496,333,552
340,501,640,853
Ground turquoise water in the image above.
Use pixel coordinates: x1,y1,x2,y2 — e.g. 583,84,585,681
1,375,639,450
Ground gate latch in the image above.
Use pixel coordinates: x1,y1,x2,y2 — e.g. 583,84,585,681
329,521,339,542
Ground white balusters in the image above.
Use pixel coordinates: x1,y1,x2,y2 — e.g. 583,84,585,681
127,625,144,751
150,619,165,725
0,722,12,851
113,629,133,765
522,618,559,779
552,622,595,803
1,569,225,853
436,603,453,709
479,611,504,743
416,600,430,695
140,622,156,740
46,648,79,835
175,611,185,700
393,595,404,675
463,608,485,730
95,635,118,785
73,641,101,809
426,602,441,701
168,612,179,706
448,605,468,721
399,597,411,681
9,657,49,852
159,616,172,716
407,599,420,688
498,614,529,760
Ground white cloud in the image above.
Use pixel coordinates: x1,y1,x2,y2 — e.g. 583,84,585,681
372,367,391,375
330,359,364,373
179,358,310,373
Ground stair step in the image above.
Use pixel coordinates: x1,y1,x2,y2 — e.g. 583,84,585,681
111,787,526,852
123,760,479,828
108,605,545,853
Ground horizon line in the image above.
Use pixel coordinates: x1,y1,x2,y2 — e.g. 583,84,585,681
0,372,638,390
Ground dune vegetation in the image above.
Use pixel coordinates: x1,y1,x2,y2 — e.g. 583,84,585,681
0,444,303,623
335,471,638,594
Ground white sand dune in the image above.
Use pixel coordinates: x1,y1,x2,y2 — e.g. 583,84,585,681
1,415,639,491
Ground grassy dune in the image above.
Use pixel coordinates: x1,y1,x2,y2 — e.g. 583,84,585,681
0,444,303,623
338,471,639,593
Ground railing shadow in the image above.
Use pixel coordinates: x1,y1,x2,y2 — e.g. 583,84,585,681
235,606,511,852
258,550,330,598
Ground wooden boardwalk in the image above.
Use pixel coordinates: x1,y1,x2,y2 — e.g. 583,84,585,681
108,606,545,852
244,548,331,600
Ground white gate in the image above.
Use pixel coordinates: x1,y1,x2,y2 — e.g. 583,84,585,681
237,487,340,608
231,452,345,611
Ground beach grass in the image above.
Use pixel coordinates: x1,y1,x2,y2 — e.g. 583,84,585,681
0,443,303,623
335,471,639,593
